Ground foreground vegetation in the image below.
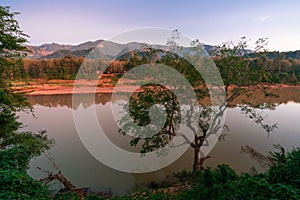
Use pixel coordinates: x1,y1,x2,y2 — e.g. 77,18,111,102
53,147,300,199
0,5,53,199
3,144,298,199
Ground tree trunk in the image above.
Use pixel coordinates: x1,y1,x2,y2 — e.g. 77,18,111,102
193,147,200,172
193,146,211,172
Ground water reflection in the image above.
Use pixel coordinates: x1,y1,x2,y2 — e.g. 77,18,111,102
25,86,300,109
20,88,300,195
25,93,116,109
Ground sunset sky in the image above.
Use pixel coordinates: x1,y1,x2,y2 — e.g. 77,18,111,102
6,0,300,51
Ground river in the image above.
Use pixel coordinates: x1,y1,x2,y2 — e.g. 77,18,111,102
17,90,300,196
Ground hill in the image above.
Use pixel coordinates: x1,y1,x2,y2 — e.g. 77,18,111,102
27,40,214,59
27,40,104,59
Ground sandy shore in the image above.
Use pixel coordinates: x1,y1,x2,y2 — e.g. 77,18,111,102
21,86,143,95
11,80,300,96
12,79,145,95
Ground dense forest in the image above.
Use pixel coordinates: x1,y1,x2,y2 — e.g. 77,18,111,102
8,50,300,85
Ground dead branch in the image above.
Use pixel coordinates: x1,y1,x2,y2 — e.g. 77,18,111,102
241,145,274,167
37,154,111,199
38,168,111,199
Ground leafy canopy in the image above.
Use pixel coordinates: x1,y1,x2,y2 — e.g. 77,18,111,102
0,6,53,199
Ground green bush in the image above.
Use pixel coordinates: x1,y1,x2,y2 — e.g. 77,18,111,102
178,149,300,200
267,148,300,188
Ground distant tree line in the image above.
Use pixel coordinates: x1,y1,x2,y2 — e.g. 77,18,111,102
10,55,84,80
249,50,300,60
7,49,300,85
216,54,299,84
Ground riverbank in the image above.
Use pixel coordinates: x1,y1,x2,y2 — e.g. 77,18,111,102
11,79,300,96
12,79,133,95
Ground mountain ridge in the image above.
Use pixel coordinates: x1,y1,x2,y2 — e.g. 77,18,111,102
27,39,104,59
26,39,214,59
27,40,300,60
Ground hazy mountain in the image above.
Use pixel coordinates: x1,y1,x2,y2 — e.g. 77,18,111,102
69,40,104,51
27,43,71,59
27,39,215,60
40,48,93,59
29,39,300,61
27,40,104,59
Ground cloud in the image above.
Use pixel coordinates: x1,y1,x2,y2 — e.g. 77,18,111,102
255,15,272,23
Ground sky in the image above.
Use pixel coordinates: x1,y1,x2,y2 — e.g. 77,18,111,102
4,0,300,51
